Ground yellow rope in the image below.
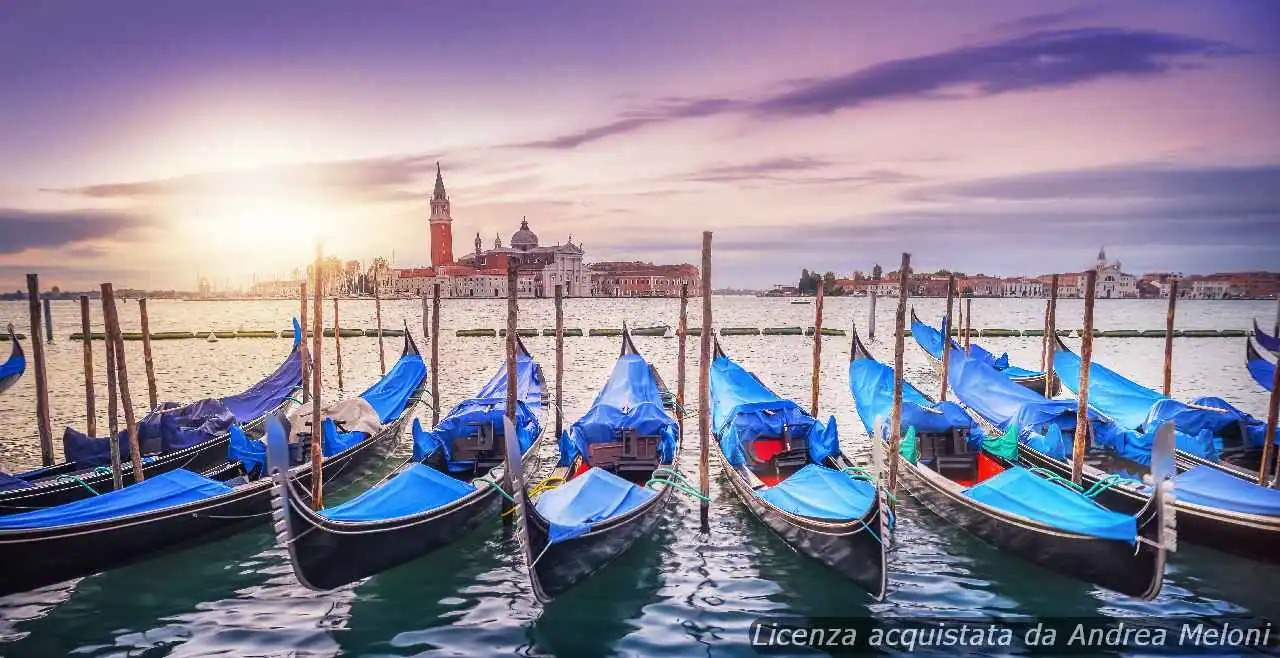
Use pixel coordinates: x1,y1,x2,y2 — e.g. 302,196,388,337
499,474,567,517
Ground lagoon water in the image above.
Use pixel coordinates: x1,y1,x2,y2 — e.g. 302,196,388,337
0,296,1275,656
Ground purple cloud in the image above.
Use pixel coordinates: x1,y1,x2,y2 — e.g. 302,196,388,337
0,208,149,254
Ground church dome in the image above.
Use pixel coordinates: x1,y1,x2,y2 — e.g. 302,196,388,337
511,217,538,252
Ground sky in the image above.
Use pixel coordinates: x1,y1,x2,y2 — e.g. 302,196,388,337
1,0,1277,291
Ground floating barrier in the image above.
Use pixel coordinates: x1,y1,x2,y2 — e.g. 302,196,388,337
456,329,497,337
236,330,279,338
212,331,238,339
632,326,669,337
803,327,847,336
1023,329,1045,337
0,333,26,341
720,327,760,336
980,328,1019,337
1099,330,1141,338
1182,329,1220,338
498,328,540,337
589,328,622,337
322,328,365,338
762,326,803,336
1220,329,1246,337
364,328,405,337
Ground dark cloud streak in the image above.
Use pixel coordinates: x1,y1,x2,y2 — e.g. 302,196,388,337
0,207,148,255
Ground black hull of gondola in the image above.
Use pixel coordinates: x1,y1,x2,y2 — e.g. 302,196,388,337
279,447,543,591
0,414,400,597
719,453,888,599
1017,446,1280,565
900,458,1164,599
523,483,673,600
0,402,294,515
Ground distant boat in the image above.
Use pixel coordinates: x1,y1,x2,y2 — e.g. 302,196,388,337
790,300,811,305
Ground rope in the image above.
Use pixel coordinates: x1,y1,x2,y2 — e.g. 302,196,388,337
475,477,516,504
1027,467,1084,492
1082,474,1126,498
52,473,102,495
840,466,875,481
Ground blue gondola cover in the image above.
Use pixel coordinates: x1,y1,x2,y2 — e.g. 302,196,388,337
0,469,231,529
712,354,840,465
559,352,677,467
319,463,476,522
912,314,1033,377
757,464,877,520
964,467,1137,543
413,352,543,462
1248,349,1274,392
848,353,985,447
1173,466,1280,517
227,425,266,475
0,337,24,386
533,467,657,543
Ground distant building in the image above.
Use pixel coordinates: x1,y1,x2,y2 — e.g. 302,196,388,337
1091,247,1138,298
1001,277,1044,298
590,262,701,297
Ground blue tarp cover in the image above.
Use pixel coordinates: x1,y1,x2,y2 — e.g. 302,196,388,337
559,353,677,467
847,353,985,447
912,314,1037,377
413,353,543,462
757,464,877,520
1054,348,1260,455
0,471,30,492
319,463,476,522
1256,321,1280,353
534,466,657,543
0,469,231,529
1174,466,1280,517
65,325,302,467
1249,353,1274,392
964,467,1137,543
227,425,266,475
323,350,426,457
711,353,840,466
0,338,24,384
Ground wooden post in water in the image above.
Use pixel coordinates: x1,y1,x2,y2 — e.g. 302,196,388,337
103,294,122,489
309,245,325,510
698,231,713,531
375,285,386,374
1162,280,1178,397
26,275,54,466
431,283,441,427
554,284,565,439
811,284,824,417
138,298,158,411
677,283,688,441
887,254,910,496
333,297,344,391
867,291,877,341
939,273,955,401
1259,361,1280,487
503,259,519,522
79,295,97,437
42,298,53,343
422,293,430,339
1274,298,1280,340
1045,274,1059,395
1070,270,1098,486
964,297,973,354
102,283,144,481
1040,299,1051,373
300,281,309,404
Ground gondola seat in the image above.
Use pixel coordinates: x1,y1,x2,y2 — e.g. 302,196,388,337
587,429,661,479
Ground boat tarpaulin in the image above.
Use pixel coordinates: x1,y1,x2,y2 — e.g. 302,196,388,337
712,353,839,466
0,336,24,385
847,354,984,447
1054,348,1259,455
227,425,266,475
220,323,303,421
559,353,677,467
413,353,544,462
1255,320,1280,353
0,469,231,530
533,467,657,543
1174,465,1280,517
964,467,1137,543
319,463,476,522
0,471,30,492
757,464,877,520
359,353,427,423
1247,348,1274,392
912,313,1035,377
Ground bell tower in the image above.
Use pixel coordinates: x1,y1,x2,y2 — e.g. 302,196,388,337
429,162,454,267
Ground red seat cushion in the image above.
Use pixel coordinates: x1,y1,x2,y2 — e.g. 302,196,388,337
752,438,786,462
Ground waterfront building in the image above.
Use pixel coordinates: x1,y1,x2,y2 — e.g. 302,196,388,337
589,261,701,297
1090,247,1139,298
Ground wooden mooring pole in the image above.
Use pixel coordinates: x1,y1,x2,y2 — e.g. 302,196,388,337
677,283,688,441
867,291,877,341
431,283,441,427
698,231,713,532
300,281,309,404
375,285,386,374
1162,280,1178,397
554,284,565,439
939,273,955,401
26,275,54,466
103,293,122,489
138,298,158,411
42,298,53,344
1045,274,1059,395
334,297,344,391
310,245,325,510
964,297,973,354
811,284,823,417
503,259,519,522
887,254,910,496
102,283,144,482
422,293,430,339
1070,270,1098,486
79,295,97,437
1259,360,1280,487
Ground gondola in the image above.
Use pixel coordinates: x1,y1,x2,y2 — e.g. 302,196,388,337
947,336,1279,564
910,308,1056,395
0,331,425,597
271,336,547,590
713,337,889,599
1254,319,1280,353
516,329,680,602
0,320,306,511
0,324,25,395
1247,336,1276,393
1052,332,1271,472
849,324,1171,599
